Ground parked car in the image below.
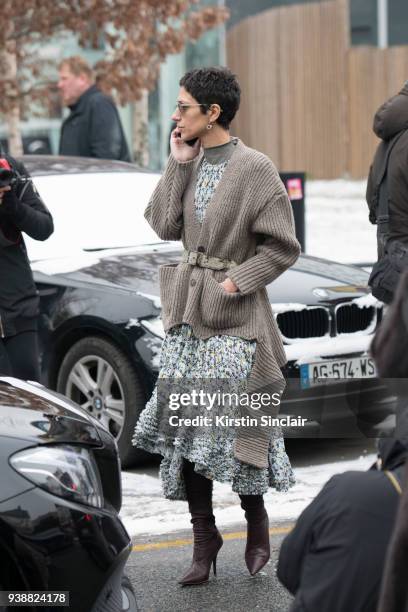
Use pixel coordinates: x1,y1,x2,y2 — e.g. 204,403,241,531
18,156,394,468
0,376,137,612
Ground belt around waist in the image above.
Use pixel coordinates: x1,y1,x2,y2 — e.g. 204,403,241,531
182,250,237,271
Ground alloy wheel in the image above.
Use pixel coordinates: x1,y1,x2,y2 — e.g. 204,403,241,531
65,355,125,440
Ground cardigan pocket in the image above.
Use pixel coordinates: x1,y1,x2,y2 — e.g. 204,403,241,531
159,264,179,321
201,273,254,329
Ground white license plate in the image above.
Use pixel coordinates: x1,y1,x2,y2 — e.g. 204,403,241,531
300,357,377,389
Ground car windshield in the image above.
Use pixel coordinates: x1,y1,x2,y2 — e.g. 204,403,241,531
24,171,162,261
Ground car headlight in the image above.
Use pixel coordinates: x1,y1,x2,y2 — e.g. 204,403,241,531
10,445,104,508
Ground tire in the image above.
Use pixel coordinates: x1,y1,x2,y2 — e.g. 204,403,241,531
121,574,139,611
56,336,149,468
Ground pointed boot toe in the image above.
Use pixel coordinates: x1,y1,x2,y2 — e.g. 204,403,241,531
244,514,270,576
245,551,270,576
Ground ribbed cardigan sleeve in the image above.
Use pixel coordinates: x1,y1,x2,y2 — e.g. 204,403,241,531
228,191,301,295
144,154,197,240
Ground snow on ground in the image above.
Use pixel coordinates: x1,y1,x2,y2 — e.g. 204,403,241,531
305,179,376,265
120,452,376,537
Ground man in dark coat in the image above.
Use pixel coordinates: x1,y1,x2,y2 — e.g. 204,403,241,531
0,154,53,381
378,462,408,612
366,81,408,245
371,270,408,612
277,438,407,612
58,56,131,162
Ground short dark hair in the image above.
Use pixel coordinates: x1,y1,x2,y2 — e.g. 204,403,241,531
179,67,241,129
59,56,94,81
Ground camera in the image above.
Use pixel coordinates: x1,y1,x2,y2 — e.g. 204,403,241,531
0,168,31,190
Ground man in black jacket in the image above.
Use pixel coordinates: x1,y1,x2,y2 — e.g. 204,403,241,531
58,56,131,161
277,438,407,612
366,81,408,245
0,156,53,381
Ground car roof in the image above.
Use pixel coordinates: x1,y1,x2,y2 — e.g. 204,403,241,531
17,155,156,177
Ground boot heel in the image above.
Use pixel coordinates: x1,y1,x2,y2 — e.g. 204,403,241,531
178,527,223,586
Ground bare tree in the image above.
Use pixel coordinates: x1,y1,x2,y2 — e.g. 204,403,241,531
0,0,228,156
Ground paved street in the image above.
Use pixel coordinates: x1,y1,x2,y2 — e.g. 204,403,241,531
124,438,382,611
127,527,293,612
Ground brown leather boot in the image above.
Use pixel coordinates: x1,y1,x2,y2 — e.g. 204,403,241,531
240,494,270,576
178,460,223,586
178,517,223,586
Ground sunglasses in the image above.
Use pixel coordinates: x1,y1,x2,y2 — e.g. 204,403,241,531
175,102,208,114
175,102,223,114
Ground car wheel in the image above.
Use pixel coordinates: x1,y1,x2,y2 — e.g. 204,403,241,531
56,336,149,468
121,574,139,611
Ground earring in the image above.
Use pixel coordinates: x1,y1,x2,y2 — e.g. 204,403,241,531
206,123,213,130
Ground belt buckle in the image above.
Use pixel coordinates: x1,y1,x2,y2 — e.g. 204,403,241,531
198,253,209,268
188,251,198,265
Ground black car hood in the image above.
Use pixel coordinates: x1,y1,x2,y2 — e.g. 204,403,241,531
0,378,102,446
276,255,371,305
40,245,370,307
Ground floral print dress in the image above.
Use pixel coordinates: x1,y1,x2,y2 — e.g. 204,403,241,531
132,141,295,500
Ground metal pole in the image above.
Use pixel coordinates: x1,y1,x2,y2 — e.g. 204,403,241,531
377,0,388,48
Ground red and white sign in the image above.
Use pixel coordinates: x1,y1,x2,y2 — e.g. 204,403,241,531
286,178,303,201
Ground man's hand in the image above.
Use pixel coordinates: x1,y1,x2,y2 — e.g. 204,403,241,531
220,278,239,293
0,185,11,204
170,129,201,163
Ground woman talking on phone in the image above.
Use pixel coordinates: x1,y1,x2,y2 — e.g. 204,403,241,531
133,67,300,585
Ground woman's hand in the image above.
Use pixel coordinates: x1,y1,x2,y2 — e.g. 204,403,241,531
170,129,201,163
220,278,239,293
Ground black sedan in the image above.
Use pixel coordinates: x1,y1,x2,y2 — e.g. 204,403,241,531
0,376,137,611
21,156,393,468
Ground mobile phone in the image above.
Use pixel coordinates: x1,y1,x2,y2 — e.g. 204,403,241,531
186,138,199,147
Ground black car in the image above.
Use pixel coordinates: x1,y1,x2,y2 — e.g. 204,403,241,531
20,156,394,468
0,376,137,612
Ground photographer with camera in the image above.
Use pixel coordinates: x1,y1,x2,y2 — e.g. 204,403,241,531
0,155,53,381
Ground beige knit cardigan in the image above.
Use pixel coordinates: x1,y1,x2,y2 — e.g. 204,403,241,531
145,138,301,468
